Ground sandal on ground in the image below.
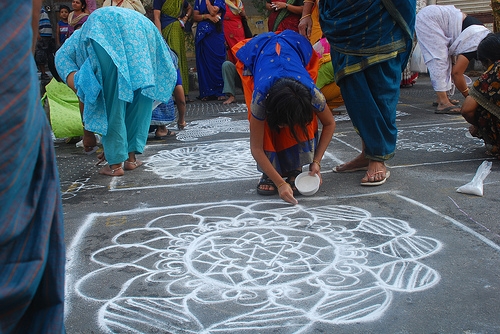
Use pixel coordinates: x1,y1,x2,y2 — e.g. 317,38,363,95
95,152,106,166
433,99,460,107
177,121,187,130
435,105,461,114
360,170,390,186
124,159,143,170
256,174,278,196
286,170,302,196
153,129,176,139
84,145,99,155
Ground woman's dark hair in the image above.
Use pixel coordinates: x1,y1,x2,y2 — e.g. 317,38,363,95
59,5,70,12
80,0,87,10
265,78,313,143
477,32,500,68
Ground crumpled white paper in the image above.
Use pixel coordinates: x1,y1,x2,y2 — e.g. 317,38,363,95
456,161,492,196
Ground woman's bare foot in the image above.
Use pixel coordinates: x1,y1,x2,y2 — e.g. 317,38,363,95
124,159,143,170
223,95,235,105
99,164,124,176
360,161,389,186
333,153,369,172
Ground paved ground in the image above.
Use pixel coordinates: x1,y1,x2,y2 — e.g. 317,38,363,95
57,74,500,333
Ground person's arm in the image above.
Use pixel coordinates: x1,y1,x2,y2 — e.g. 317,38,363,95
249,116,298,205
310,105,335,179
153,9,162,32
179,2,192,25
270,1,302,15
239,4,247,19
298,0,315,39
185,2,193,18
66,71,77,91
265,0,273,13
193,9,202,22
452,54,470,98
195,9,220,23
55,22,61,48
205,0,220,16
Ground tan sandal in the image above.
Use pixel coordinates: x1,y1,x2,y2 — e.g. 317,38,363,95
360,170,390,186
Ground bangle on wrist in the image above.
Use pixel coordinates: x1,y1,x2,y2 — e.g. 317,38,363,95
312,159,321,169
462,87,469,94
285,3,288,9
202,14,205,20
300,13,311,21
277,181,287,189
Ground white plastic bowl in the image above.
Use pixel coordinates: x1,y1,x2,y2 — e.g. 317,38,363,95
295,172,320,196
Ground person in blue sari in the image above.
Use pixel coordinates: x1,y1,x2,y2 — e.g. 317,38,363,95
299,0,416,185
193,0,226,101
0,1,65,332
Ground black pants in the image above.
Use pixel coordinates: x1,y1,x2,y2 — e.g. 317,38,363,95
35,37,62,82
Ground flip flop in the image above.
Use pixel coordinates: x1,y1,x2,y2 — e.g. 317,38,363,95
84,146,99,155
153,129,176,139
332,165,368,173
360,171,390,186
432,100,460,107
435,105,461,114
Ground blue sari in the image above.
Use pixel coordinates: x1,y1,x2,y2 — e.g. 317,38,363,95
0,2,65,332
194,0,226,99
320,0,415,161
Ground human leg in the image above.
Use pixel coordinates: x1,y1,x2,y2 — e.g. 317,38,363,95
434,91,461,113
92,40,129,173
124,89,153,160
339,63,399,161
151,98,176,137
45,38,62,82
338,58,399,184
173,84,187,129
222,60,237,101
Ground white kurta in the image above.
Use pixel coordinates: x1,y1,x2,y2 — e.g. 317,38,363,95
416,5,490,93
